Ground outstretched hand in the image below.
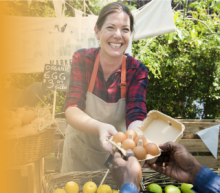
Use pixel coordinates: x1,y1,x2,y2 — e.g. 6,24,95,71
109,150,142,190
98,123,117,154
145,142,202,184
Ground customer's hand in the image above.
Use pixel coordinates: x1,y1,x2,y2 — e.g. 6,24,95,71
109,150,142,190
98,123,117,154
144,142,202,184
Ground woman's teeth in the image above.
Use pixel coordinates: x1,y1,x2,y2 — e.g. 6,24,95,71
109,43,122,48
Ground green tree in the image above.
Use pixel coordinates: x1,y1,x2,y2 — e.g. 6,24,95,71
133,0,220,119
4,0,103,17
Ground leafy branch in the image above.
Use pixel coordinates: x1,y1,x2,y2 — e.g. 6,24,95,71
185,17,220,35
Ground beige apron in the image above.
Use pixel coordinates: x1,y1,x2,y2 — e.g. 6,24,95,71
61,52,127,173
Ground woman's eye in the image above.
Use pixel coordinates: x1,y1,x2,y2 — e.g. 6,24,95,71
107,26,114,29
123,28,129,32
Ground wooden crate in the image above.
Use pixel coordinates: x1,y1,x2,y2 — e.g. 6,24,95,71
44,119,220,173
3,158,44,193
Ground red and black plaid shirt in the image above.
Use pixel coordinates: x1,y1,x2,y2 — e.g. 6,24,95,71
64,48,148,128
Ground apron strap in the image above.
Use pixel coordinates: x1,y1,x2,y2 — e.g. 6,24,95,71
121,55,126,99
88,52,100,94
88,52,127,99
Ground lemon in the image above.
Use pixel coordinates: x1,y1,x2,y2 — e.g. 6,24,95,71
181,183,194,193
53,189,66,193
112,190,119,193
97,184,112,193
65,181,79,193
164,185,181,193
146,183,162,193
83,181,97,193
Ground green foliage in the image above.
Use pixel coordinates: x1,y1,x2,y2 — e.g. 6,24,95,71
39,91,66,118
123,0,138,11
4,73,66,118
4,1,56,17
4,73,43,90
133,0,220,119
4,0,103,17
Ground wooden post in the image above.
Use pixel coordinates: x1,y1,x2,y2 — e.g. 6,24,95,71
52,90,57,121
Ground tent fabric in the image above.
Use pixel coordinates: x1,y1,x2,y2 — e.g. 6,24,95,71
126,0,176,55
4,0,175,73
53,0,65,18
196,125,220,159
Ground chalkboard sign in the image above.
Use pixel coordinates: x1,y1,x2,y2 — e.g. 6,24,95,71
42,64,71,91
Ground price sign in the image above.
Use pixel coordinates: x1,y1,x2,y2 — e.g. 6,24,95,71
42,64,71,91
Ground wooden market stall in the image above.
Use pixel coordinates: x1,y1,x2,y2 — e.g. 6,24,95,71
45,119,220,173
4,117,220,193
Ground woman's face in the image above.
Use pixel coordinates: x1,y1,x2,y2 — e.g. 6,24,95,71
95,11,131,58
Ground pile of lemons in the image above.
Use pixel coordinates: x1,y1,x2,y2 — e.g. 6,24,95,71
53,181,119,193
146,183,194,193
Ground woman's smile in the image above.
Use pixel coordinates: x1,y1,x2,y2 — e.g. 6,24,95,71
109,43,123,48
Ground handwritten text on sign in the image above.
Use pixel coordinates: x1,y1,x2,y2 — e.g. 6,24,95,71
43,64,71,91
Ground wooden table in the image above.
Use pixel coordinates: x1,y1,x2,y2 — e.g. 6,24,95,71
44,119,220,173
4,158,44,193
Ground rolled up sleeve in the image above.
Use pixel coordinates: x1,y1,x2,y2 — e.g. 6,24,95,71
126,62,148,128
64,50,87,112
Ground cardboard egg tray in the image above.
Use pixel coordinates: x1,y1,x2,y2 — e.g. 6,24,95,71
108,110,185,166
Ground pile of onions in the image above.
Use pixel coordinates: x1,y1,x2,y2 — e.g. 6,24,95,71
4,108,37,129
4,105,55,138
4,108,37,138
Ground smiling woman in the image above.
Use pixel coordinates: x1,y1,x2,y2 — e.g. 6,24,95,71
61,2,148,173
94,2,134,80
95,11,131,55
94,11,131,80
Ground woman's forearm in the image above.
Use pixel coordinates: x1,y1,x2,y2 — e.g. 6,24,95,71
65,106,104,135
65,106,118,154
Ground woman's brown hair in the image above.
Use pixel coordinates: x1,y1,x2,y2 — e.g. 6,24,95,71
96,2,134,33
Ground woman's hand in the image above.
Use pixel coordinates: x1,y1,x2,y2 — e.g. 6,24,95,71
98,123,117,154
66,107,118,154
